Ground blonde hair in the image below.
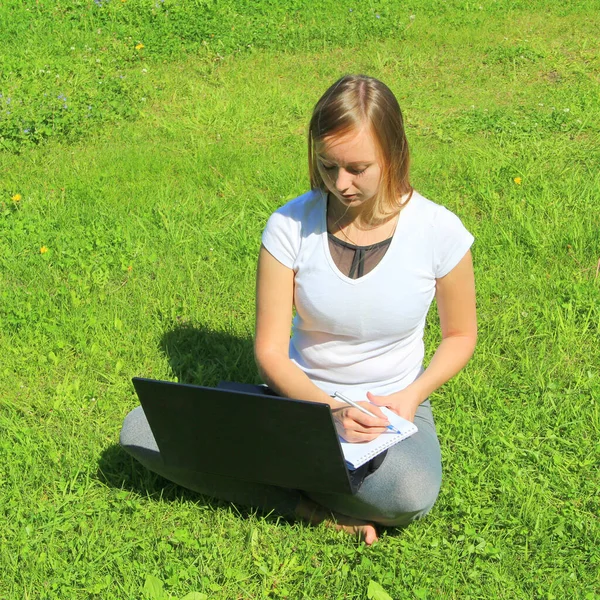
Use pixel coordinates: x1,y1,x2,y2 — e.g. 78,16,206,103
308,75,412,224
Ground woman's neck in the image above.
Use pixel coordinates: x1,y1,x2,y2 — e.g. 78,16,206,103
326,193,398,229
327,194,370,229
326,194,398,246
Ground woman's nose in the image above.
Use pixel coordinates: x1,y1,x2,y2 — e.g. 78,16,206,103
335,168,353,191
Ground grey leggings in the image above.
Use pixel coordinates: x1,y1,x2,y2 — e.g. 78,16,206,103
119,400,442,527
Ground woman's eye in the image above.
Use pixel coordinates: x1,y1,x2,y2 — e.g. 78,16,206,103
347,167,366,176
319,163,366,176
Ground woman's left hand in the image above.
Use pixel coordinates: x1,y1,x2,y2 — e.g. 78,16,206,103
366,388,422,423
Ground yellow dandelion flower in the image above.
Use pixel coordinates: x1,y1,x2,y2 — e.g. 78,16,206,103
12,193,22,202
40,246,48,254
135,43,145,50
127,265,133,272
513,177,522,185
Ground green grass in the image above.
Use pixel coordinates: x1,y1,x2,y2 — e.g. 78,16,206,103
1,1,599,598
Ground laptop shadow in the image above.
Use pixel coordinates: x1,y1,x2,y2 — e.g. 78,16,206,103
96,443,292,524
97,443,189,500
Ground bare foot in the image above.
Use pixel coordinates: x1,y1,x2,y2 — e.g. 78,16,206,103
295,497,379,545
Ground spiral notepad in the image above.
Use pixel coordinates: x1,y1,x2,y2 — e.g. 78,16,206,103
339,404,418,470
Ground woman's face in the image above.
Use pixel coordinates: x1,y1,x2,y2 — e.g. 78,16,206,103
316,126,382,209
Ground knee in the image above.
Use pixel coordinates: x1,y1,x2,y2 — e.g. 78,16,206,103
119,405,146,449
403,471,441,516
118,405,163,471
381,469,442,527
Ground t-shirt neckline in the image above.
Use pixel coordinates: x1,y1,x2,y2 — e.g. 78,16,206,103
327,232,393,251
319,189,411,285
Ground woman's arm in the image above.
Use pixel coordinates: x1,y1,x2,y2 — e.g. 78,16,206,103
254,245,332,404
255,245,389,441
369,250,477,421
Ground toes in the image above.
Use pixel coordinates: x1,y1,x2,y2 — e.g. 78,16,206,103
362,525,378,545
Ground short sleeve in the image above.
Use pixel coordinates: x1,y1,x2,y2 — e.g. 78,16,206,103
432,206,474,278
261,207,301,270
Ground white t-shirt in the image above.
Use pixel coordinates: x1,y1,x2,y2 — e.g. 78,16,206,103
261,188,474,396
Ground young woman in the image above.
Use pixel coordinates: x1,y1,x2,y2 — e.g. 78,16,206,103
254,75,476,543
120,75,476,545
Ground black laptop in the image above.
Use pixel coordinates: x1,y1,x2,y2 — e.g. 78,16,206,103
132,377,360,494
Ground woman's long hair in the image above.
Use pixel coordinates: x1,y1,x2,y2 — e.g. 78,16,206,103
308,75,412,224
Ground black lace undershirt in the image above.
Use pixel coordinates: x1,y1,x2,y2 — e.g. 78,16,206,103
327,234,392,279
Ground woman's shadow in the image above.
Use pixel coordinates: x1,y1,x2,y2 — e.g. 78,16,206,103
97,324,264,511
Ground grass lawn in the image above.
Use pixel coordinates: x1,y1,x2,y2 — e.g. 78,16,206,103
1,1,599,598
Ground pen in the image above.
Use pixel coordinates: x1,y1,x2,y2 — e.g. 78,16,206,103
334,392,402,434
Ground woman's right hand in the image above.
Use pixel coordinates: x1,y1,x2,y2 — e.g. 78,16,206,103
332,402,390,443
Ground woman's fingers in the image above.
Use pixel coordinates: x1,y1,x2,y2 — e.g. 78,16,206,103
350,404,389,427
366,392,391,409
339,413,386,432
333,405,389,442
339,415,387,444
341,429,384,443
